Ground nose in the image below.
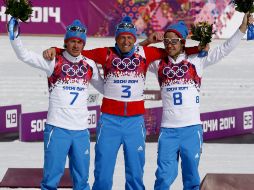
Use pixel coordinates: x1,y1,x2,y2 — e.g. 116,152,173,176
73,42,79,48
122,38,128,44
165,43,174,48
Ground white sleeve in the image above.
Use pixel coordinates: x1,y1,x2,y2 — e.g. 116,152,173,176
203,29,245,68
88,61,104,94
10,37,55,77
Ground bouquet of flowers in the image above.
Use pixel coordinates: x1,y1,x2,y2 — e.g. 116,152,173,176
4,0,33,22
191,22,214,57
232,0,254,40
4,0,33,40
232,0,254,13
191,22,213,47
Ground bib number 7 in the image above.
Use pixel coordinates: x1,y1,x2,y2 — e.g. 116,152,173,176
70,92,79,105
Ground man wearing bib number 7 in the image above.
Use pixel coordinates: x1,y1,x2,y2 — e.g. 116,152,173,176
144,13,254,190
8,19,103,190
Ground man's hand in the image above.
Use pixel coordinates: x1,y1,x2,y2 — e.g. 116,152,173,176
248,13,254,24
239,13,254,33
198,43,210,52
7,17,19,40
43,48,56,61
139,31,164,46
148,31,164,43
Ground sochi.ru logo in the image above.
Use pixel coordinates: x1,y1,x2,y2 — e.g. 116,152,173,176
62,64,88,77
112,58,140,71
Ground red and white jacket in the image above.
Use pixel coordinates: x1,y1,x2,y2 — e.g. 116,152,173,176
11,37,103,130
149,29,245,128
55,45,199,116
56,46,166,116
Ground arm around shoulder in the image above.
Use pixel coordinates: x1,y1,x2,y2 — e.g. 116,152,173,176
139,31,164,46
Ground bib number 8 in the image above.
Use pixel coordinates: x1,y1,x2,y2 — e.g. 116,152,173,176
172,92,200,105
196,96,200,103
173,92,182,105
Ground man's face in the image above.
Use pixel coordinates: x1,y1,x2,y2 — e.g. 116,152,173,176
65,39,84,57
163,32,184,59
116,34,136,53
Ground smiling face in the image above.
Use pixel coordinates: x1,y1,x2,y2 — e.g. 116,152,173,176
163,31,185,60
116,34,136,53
65,39,84,57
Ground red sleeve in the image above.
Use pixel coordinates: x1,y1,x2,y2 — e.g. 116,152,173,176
143,46,167,64
81,48,108,65
185,46,199,55
54,47,108,65
55,47,64,54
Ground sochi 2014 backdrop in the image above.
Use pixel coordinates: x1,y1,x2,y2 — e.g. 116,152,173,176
0,0,240,38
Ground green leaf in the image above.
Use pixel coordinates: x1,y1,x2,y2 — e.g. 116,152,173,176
4,0,33,22
191,22,214,47
233,0,254,13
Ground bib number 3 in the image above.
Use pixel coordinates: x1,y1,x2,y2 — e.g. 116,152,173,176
121,85,131,98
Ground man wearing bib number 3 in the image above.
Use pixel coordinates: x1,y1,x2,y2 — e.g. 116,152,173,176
8,19,103,190
143,13,254,190
86,17,166,190
43,16,200,189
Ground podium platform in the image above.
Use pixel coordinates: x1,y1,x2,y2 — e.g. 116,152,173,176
0,168,72,188
201,173,254,190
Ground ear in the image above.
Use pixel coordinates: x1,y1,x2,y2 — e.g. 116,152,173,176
181,43,185,52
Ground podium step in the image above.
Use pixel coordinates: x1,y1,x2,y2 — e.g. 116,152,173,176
201,173,254,190
0,168,72,188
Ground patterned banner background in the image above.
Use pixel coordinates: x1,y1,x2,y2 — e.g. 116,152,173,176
0,0,238,38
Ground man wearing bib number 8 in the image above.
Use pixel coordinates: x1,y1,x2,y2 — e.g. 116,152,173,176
145,13,254,190
8,19,103,190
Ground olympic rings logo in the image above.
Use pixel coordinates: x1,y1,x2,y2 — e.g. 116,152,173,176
112,58,140,71
62,64,88,77
162,65,189,78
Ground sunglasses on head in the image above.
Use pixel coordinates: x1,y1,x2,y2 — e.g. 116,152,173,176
163,38,182,45
67,26,87,33
116,22,136,30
